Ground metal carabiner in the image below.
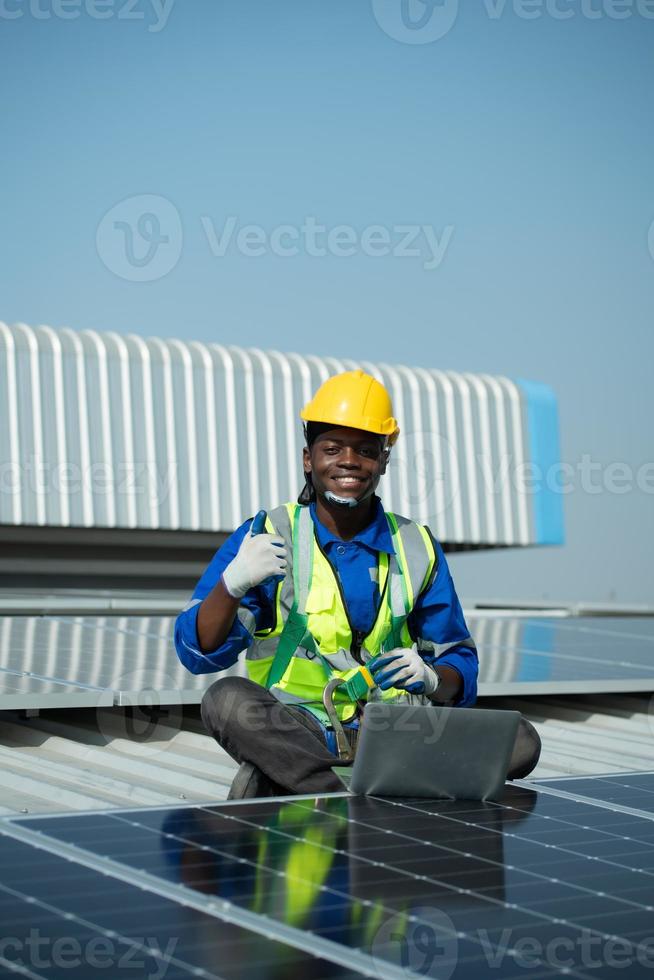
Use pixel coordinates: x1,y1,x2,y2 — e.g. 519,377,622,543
322,677,356,764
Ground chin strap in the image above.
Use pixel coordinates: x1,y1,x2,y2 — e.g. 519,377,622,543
323,490,361,508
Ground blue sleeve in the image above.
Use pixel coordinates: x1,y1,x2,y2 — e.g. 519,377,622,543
408,540,478,707
174,518,277,675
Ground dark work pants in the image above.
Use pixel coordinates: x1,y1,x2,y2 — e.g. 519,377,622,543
201,676,345,794
200,676,542,796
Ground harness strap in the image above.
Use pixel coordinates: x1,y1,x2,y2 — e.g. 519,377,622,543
264,506,436,705
265,506,315,688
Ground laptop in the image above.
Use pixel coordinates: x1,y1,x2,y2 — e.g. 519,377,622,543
348,703,520,802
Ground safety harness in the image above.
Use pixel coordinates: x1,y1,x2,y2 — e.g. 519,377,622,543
261,504,436,762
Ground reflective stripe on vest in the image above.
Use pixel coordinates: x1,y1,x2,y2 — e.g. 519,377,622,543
244,502,437,723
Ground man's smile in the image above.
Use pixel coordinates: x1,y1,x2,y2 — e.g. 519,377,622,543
331,474,367,490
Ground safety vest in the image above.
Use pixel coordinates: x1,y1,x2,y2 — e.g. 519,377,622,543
241,502,438,724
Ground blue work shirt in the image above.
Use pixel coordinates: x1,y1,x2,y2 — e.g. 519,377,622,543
174,497,478,710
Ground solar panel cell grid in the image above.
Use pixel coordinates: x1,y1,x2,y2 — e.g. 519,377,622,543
2,613,654,710
0,836,361,980
472,615,654,691
4,783,654,978
533,774,654,816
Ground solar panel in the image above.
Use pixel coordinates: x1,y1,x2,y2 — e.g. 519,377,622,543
0,834,362,980
531,772,654,817
0,615,220,711
0,666,113,711
4,782,654,978
2,613,653,711
473,615,654,694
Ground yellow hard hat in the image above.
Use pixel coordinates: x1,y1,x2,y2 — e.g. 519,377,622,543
301,370,400,446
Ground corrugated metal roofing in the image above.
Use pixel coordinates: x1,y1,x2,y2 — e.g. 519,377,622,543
0,321,563,546
0,707,238,816
1,694,651,816
492,694,654,779
1,593,650,814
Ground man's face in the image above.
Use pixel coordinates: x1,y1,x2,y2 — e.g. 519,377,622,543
303,426,388,504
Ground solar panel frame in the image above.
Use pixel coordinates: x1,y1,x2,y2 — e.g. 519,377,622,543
528,773,654,818
0,833,363,980
0,666,114,710
0,615,220,711
2,613,654,712
5,784,654,979
472,614,654,695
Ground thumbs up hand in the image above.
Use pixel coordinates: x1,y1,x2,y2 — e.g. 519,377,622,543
222,511,287,599
250,509,267,536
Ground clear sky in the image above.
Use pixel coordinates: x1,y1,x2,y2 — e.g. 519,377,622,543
1,0,653,603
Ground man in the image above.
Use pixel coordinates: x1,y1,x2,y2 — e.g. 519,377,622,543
175,370,541,798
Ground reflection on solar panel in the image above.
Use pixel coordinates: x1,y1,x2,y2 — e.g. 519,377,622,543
532,772,654,817
4,783,654,978
473,615,654,693
0,836,356,980
2,613,653,710
0,615,232,710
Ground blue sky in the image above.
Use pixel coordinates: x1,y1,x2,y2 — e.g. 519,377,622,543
1,0,653,602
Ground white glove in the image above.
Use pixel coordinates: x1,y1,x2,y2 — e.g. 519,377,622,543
222,520,287,599
370,646,440,695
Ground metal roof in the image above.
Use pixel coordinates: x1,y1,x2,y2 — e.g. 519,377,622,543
2,694,652,817
495,694,654,779
4,608,654,715
0,321,564,547
0,593,650,816
0,707,238,817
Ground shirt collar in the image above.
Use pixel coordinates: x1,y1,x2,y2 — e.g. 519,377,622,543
309,496,396,555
